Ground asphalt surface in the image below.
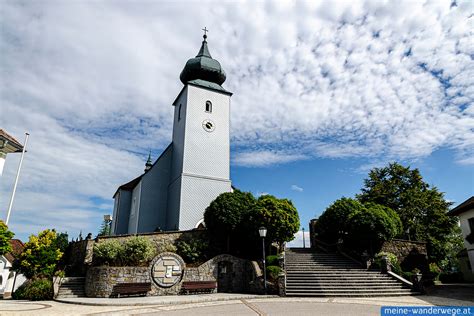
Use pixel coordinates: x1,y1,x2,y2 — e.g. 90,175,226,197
0,285,472,316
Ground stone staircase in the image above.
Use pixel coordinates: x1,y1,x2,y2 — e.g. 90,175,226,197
56,277,86,298
284,248,416,297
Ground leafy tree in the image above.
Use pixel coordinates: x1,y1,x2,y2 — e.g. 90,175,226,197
0,220,14,255
314,198,402,253
98,219,111,236
347,203,403,254
204,190,256,252
314,198,364,243
357,162,461,266
14,229,64,279
253,195,300,248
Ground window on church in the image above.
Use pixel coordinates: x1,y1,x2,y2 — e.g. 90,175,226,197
205,100,212,113
178,104,182,121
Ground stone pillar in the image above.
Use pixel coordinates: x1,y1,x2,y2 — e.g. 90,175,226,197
380,255,391,273
278,272,285,296
412,273,424,293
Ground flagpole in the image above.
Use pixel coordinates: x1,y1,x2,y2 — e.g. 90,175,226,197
5,132,29,226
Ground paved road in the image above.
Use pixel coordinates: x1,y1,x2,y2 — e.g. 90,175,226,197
1,295,473,316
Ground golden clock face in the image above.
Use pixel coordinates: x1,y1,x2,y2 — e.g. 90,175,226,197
202,119,216,132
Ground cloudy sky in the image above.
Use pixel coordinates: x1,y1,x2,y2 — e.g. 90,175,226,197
1,0,473,243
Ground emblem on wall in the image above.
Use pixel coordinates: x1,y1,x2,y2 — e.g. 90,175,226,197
151,253,184,288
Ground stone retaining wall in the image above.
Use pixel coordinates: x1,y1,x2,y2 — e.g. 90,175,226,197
381,239,428,272
85,253,263,297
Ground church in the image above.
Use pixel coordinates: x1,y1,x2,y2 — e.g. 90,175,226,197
111,32,232,235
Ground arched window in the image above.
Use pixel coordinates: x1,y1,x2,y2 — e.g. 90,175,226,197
178,104,182,121
205,100,212,113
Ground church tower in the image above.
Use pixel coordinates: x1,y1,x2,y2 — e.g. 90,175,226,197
167,31,232,230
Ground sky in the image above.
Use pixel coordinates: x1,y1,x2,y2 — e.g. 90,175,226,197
0,0,473,244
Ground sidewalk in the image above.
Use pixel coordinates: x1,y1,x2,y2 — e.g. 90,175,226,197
55,293,273,306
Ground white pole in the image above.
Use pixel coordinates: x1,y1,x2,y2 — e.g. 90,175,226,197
5,132,29,226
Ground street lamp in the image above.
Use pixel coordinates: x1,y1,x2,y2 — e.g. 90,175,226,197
259,226,267,295
302,227,306,248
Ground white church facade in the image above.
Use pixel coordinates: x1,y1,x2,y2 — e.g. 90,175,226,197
111,33,232,234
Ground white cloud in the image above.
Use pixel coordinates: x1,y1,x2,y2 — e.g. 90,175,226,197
291,184,304,192
1,1,473,239
286,230,311,248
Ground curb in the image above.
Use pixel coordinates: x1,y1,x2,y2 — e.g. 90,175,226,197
54,294,277,306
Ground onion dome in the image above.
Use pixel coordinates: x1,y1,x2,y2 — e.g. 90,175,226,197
180,32,226,85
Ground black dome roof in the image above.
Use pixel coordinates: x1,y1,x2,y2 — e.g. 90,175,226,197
180,35,226,85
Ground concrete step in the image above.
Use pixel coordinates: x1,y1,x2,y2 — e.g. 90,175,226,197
285,288,413,293
285,292,418,297
286,284,410,292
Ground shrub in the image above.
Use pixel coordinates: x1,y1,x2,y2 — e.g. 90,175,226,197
176,239,209,263
266,265,281,281
13,278,53,301
374,252,401,275
14,229,65,279
93,240,123,266
266,255,279,266
0,220,14,255
123,236,156,266
429,262,442,281
157,241,177,254
439,272,463,283
402,271,413,281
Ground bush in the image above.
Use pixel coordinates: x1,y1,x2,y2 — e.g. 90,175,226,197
123,236,156,266
266,265,281,281
14,229,65,279
13,278,53,300
176,239,209,263
429,262,442,281
0,220,14,255
93,240,123,266
266,255,279,266
439,272,463,283
157,242,177,254
374,252,401,275
402,271,413,281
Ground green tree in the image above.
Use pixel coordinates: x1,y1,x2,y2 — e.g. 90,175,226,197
253,195,300,248
98,219,111,236
347,203,403,254
314,198,401,253
314,198,364,243
14,229,65,279
204,190,256,252
0,220,14,255
357,162,461,266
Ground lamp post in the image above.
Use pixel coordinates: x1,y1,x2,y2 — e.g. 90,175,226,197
302,227,306,248
104,214,113,236
259,226,267,295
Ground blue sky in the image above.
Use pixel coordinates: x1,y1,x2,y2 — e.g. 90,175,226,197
0,0,473,243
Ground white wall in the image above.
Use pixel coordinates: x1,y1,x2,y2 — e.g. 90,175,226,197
127,181,142,234
459,208,474,271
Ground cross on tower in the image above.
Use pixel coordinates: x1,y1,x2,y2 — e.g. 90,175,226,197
202,27,208,39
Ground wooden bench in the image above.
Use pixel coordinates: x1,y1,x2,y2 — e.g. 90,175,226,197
181,281,217,294
111,282,151,298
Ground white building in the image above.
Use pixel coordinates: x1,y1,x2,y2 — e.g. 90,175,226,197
0,239,27,298
449,196,474,282
0,130,23,177
111,33,232,234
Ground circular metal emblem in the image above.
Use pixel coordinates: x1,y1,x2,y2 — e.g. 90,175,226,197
202,119,216,132
151,254,184,288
